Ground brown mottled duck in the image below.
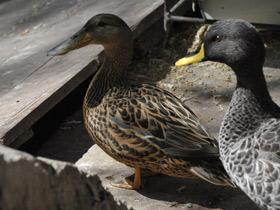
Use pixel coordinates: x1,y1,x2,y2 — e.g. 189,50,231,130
47,14,234,189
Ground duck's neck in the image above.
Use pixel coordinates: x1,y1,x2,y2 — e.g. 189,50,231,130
84,41,133,108
234,65,276,110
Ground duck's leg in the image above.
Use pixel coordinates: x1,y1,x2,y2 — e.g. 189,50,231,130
112,168,142,190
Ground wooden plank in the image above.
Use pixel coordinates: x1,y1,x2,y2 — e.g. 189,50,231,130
9,128,34,149
0,0,164,146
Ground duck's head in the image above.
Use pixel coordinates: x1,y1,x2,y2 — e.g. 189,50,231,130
176,19,265,72
47,14,132,56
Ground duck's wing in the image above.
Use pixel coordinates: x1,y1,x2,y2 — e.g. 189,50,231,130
231,119,280,208
254,119,280,208
104,84,219,158
257,118,280,162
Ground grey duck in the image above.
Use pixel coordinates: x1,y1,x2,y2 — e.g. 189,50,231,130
176,19,280,209
47,14,234,189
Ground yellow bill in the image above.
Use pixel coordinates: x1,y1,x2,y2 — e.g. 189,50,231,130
175,43,205,66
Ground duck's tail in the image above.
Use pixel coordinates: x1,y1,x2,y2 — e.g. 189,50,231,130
190,157,236,187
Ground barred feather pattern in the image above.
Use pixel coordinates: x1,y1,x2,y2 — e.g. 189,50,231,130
219,88,280,209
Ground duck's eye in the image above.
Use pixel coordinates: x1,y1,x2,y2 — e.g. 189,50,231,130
97,21,105,27
215,35,222,42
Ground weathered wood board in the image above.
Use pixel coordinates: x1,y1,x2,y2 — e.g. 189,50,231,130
0,0,164,146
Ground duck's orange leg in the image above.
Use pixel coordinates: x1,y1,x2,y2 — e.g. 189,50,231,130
112,168,142,190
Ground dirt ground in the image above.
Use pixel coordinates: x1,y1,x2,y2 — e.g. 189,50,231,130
20,20,280,210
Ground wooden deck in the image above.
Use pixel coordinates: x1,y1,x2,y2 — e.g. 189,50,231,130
0,0,164,147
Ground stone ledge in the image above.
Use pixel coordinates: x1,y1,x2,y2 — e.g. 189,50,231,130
0,145,128,210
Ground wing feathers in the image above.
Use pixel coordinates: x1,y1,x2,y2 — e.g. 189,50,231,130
104,84,219,158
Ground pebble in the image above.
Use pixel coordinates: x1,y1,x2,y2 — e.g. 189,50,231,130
185,203,193,208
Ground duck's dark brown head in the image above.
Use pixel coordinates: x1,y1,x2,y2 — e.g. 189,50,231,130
47,14,133,56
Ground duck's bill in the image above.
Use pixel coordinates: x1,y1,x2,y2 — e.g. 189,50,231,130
47,28,92,56
175,43,205,66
